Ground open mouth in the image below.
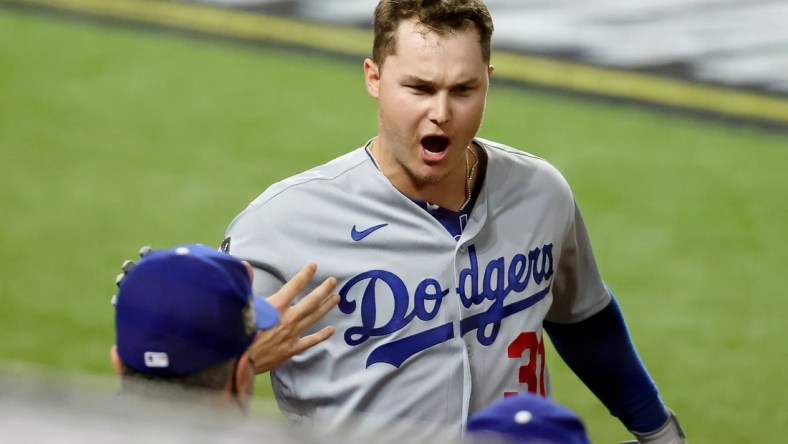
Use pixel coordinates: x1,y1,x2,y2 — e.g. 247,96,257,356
421,135,450,154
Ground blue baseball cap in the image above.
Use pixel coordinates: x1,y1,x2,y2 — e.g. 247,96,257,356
115,244,280,375
466,393,590,444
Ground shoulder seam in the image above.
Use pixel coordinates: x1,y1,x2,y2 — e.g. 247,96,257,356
249,150,370,209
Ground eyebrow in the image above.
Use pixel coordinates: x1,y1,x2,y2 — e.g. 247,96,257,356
402,75,481,88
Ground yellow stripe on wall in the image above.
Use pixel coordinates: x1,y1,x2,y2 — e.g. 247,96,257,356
21,0,372,54
14,0,788,125
493,52,788,124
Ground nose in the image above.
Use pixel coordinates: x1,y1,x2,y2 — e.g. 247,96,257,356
428,92,450,125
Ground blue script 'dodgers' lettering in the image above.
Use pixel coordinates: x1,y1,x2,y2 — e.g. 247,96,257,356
339,271,449,347
339,244,554,367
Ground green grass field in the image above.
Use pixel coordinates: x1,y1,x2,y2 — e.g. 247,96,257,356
1,7,786,443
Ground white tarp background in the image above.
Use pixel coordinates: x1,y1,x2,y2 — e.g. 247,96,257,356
188,0,788,95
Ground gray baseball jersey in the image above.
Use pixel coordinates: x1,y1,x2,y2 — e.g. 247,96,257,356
225,138,610,439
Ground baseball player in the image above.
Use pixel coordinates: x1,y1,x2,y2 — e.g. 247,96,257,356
466,392,590,444
113,246,341,377
225,1,686,442
111,244,281,413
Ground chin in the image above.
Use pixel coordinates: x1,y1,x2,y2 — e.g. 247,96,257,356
411,167,447,186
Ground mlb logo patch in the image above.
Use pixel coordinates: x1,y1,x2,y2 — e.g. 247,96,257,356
144,351,169,368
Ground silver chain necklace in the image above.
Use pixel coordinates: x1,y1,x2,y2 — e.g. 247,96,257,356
461,144,479,210
367,140,477,211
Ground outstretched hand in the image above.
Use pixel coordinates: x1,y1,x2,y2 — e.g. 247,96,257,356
111,245,153,305
112,246,338,374
246,262,340,374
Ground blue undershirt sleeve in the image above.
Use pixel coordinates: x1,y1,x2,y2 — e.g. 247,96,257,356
543,294,668,433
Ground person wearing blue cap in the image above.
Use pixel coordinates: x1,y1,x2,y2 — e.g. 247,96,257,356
110,244,286,413
466,393,591,444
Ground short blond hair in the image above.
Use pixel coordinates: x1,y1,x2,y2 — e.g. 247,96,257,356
372,0,494,67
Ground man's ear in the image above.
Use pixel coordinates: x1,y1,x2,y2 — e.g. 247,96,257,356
242,260,254,282
488,64,495,79
110,345,123,377
233,350,255,400
364,58,381,99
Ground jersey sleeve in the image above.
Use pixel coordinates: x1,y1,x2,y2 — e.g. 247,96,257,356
225,204,290,299
546,200,611,323
543,200,669,433
544,297,669,433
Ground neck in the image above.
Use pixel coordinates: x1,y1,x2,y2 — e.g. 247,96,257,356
369,139,479,212
119,385,245,418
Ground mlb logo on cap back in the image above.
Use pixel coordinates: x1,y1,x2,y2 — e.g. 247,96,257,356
144,352,169,368
114,244,279,375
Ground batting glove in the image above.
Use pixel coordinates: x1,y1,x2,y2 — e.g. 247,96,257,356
620,408,686,444
111,245,153,306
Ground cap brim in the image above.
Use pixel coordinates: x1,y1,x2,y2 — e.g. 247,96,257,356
253,295,280,330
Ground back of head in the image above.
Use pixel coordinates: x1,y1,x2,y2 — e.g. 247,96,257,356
113,244,279,397
466,393,590,444
372,0,494,66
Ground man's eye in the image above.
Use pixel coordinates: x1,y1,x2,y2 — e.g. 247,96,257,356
408,85,431,94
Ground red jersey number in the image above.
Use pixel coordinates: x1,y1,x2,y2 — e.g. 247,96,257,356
504,331,546,397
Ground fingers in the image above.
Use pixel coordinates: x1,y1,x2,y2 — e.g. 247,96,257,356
291,290,340,332
285,276,338,318
115,245,153,288
248,263,340,373
292,326,336,355
248,323,336,374
115,260,137,287
112,245,153,304
267,262,318,310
